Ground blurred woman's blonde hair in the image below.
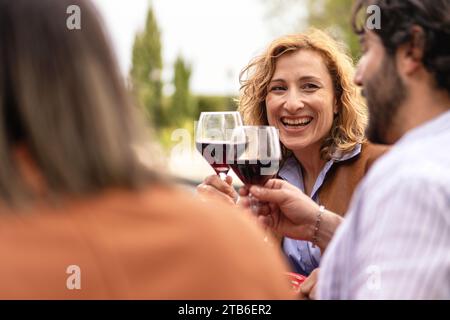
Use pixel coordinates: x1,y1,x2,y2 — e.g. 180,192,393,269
238,28,368,160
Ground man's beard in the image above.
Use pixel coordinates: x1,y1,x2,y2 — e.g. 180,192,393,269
364,54,407,144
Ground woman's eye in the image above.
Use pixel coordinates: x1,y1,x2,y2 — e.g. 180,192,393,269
269,86,286,92
302,83,319,91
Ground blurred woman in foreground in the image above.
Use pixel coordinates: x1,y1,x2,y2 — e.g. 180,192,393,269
0,0,291,299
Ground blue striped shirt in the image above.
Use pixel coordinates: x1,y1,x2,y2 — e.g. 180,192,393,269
278,144,361,276
318,110,450,299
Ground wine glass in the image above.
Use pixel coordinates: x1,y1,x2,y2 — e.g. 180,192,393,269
195,111,244,180
229,126,281,187
229,126,281,241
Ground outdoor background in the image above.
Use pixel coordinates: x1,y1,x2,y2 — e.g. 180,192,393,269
92,0,359,185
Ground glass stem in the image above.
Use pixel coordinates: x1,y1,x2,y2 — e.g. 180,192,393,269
218,172,227,181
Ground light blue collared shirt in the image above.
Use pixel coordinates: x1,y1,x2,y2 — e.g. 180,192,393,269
278,144,362,276
319,110,450,299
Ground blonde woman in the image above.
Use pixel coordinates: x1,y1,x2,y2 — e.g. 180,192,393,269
198,28,389,290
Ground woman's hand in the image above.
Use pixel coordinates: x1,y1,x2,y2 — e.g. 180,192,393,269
196,175,239,205
197,177,263,228
299,268,319,300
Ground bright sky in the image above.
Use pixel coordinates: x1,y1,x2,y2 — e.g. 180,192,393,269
91,0,306,95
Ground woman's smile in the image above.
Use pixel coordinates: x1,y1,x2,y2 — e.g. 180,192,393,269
280,116,314,131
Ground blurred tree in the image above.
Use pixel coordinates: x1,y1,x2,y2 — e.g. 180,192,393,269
157,94,236,151
130,6,164,129
169,55,197,126
306,0,360,59
195,95,236,119
261,0,360,60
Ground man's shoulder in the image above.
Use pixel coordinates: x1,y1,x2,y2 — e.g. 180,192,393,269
354,138,450,229
365,135,450,186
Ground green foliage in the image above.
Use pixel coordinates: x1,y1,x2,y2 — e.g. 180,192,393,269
261,0,361,61
128,6,238,151
168,55,197,127
158,118,196,150
307,0,360,60
130,7,164,129
158,93,237,149
195,95,237,119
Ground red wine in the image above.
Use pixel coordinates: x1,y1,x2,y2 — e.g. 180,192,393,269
230,159,279,186
196,142,246,175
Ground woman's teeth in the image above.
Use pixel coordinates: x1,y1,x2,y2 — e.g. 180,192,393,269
281,117,313,127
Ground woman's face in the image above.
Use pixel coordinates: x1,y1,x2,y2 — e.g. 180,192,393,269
265,49,337,154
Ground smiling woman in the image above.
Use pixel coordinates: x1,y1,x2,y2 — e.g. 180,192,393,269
239,29,368,163
197,28,390,282
265,49,338,169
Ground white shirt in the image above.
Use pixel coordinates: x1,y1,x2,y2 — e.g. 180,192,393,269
318,110,450,299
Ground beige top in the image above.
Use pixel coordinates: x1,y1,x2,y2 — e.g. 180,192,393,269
0,186,292,299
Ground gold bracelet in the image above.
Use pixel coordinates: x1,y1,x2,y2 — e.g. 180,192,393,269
312,205,325,248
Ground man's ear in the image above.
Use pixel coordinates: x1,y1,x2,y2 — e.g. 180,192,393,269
397,25,426,75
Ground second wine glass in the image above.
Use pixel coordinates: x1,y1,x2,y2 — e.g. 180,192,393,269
229,125,281,188
229,125,281,242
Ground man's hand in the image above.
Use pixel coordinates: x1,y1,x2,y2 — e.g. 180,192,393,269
246,179,319,241
299,268,319,300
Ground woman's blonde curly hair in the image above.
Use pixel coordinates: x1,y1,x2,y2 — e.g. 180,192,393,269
238,28,368,160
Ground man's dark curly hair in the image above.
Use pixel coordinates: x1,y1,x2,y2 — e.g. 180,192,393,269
351,0,450,94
